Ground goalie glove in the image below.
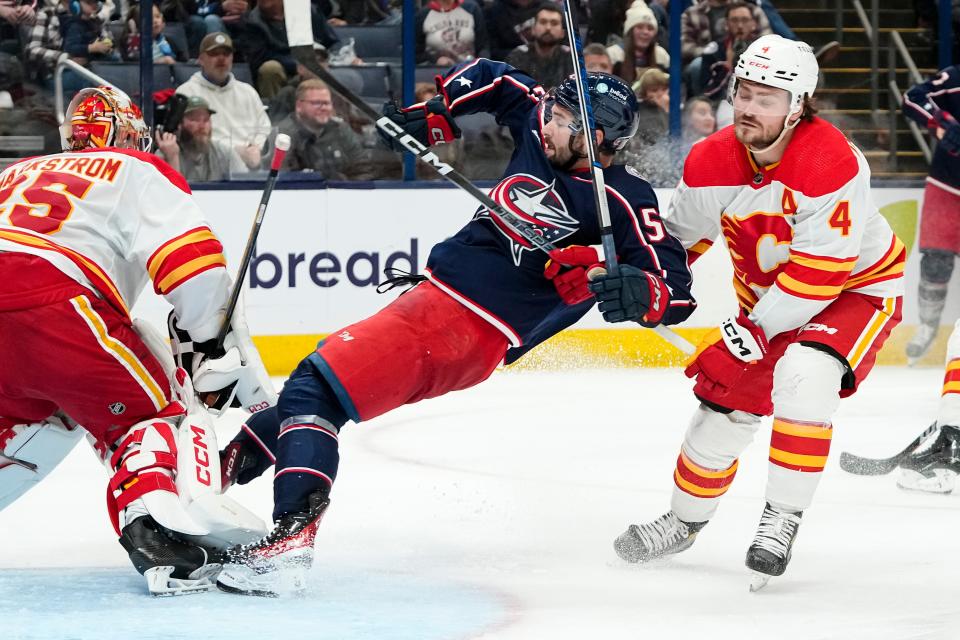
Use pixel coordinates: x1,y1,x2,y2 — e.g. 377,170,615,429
169,296,276,414
379,95,461,151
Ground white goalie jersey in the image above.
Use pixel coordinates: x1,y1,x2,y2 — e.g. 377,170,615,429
0,148,231,340
664,118,905,340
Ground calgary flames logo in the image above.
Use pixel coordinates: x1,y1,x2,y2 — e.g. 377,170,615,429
477,174,578,266
721,211,793,291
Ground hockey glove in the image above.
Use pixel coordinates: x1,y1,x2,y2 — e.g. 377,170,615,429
379,95,461,151
169,299,277,414
544,245,602,305
684,310,769,397
587,264,670,326
932,109,960,156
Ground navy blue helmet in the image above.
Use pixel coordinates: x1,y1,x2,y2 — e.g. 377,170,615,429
552,72,640,153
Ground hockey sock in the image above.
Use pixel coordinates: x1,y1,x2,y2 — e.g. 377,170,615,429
765,344,843,511
937,323,960,426
670,405,759,522
273,361,349,521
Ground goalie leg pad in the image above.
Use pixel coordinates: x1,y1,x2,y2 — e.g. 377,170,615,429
766,344,843,512
0,417,84,511
106,417,208,536
670,405,760,523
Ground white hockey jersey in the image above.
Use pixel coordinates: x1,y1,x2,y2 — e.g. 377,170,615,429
665,117,905,340
0,148,231,341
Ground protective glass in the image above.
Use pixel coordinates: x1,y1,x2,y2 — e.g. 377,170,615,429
727,78,792,117
542,96,583,135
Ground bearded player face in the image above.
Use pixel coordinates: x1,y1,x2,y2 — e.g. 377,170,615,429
541,102,590,167
732,79,793,149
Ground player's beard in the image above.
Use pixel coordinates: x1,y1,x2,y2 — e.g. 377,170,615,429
547,132,586,170
734,114,783,149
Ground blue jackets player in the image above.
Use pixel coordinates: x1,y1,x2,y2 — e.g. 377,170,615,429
214,60,696,596
902,65,960,361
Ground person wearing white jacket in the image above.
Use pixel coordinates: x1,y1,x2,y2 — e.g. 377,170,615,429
176,32,271,170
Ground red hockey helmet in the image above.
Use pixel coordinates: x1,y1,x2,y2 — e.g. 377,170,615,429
61,86,151,152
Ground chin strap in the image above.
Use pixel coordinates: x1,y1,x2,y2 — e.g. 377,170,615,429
747,110,802,155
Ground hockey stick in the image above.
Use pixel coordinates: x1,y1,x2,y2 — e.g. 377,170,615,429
559,0,619,278
838,422,938,476
215,133,291,347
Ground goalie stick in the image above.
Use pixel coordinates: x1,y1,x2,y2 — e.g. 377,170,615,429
215,133,291,347
281,13,693,353
838,422,938,476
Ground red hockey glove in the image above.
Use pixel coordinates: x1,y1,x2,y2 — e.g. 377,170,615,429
544,245,601,305
684,310,769,396
380,95,461,151
587,264,670,326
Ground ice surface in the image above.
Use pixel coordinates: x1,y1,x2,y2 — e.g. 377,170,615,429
2,367,959,640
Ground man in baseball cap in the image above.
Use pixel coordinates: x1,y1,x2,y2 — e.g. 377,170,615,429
155,94,248,182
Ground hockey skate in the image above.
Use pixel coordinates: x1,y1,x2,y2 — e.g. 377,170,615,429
906,322,939,365
217,489,330,597
897,425,960,494
745,503,802,592
614,510,706,563
119,515,223,596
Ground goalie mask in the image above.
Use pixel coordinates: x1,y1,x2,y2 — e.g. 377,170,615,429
61,86,152,152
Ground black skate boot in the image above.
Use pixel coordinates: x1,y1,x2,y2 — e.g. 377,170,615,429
614,510,707,563
119,515,223,596
217,489,331,597
897,425,960,494
746,503,802,591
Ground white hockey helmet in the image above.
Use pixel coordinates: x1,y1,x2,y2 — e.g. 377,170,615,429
732,35,818,118
60,85,152,152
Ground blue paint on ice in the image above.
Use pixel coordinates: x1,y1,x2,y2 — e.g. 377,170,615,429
0,567,506,640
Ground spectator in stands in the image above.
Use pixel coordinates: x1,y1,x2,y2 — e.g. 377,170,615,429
242,0,340,99
177,32,271,169
681,0,770,97
321,0,390,25
155,95,247,181
416,0,487,66
25,1,67,82
275,78,366,179
608,3,668,88
634,68,669,145
697,1,756,99
583,42,613,74
124,5,184,63
505,5,570,89
485,0,541,62
62,0,121,65
683,95,716,144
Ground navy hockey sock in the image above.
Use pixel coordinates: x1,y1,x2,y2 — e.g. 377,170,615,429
273,358,349,520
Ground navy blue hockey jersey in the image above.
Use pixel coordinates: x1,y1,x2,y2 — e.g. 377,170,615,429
903,65,960,187
423,58,696,363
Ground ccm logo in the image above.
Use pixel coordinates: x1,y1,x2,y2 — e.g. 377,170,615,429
190,424,211,486
801,322,838,335
721,320,752,358
247,401,271,413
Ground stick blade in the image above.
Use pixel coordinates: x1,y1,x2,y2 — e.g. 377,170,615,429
838,451,901,476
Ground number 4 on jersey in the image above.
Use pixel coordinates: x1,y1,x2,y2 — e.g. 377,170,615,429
828,201,851,236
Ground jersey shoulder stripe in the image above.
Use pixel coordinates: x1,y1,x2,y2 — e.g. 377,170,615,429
681,126,749,188
80,147,191,195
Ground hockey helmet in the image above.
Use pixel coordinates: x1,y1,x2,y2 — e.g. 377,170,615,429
550,72,640,153
731,35,818,118
61,86,151,152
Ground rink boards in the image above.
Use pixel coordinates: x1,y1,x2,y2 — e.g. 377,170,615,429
128,185,942,374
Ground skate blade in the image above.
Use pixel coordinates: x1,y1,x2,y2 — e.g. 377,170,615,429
145,564,222,596
748,571,771,592
217,562,307,598
896,469,957,494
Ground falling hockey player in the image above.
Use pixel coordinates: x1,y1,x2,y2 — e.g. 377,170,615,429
612,35,906,590
212,61,698,596
900,64,960,363
0,86,275,594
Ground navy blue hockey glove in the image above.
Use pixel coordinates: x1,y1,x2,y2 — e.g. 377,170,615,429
932,109,960,155
587,264,670,326
379,95,461,152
